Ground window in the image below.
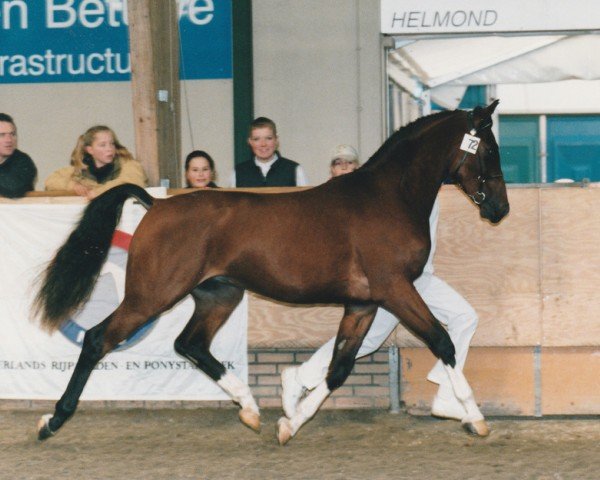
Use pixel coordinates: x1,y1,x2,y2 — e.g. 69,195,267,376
499,115,600,183
498,116,540,183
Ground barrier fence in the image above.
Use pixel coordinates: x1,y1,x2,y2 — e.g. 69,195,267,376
1,184,598,415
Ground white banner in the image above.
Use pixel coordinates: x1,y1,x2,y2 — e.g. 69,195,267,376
0,200,247,400
381,0,600,35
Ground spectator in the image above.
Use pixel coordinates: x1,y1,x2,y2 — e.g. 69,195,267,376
45,125,146,199
0,113,37,198
185,150,218,188
329,144,360,177
230,117,308,187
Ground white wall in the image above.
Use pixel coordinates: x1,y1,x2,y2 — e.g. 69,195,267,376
1,83,133,190
252,0,384,185
179,79,234,187
0,78,234,191
497,80,600,114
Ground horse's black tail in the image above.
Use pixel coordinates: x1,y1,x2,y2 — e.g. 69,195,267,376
33,183,154,332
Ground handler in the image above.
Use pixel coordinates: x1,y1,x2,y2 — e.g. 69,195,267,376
282,145,479,422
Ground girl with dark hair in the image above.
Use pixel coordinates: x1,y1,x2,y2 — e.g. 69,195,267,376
185,150,218,188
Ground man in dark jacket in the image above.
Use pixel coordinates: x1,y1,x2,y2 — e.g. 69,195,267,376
0,113,37,198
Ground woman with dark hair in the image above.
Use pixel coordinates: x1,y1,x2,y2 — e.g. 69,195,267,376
185,150,218,188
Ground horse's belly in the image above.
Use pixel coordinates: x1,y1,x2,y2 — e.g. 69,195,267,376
233,268,372,306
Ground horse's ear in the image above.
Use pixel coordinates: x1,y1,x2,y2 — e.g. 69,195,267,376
486,99,500,114
472,99,499,130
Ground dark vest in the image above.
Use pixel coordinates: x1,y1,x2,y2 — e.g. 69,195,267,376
235,157,298,187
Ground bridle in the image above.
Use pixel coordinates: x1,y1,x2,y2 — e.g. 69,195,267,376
452,111,503,205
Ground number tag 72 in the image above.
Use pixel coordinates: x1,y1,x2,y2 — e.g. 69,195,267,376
460,133,480,154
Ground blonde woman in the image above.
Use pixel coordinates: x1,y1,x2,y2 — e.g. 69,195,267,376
45,125,147,199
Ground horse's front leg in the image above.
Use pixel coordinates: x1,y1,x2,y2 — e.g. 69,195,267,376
276,304,377,445
382,283,489,437
444,365,489,436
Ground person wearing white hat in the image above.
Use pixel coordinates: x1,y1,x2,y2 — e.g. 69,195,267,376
329,144,360,177
281,148,480,426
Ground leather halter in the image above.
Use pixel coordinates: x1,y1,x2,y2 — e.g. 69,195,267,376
452,111,503,205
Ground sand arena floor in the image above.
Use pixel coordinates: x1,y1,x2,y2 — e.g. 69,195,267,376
0,408,598,480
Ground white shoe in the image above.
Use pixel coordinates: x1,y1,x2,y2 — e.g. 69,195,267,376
431,394,467,421
281,367,305,418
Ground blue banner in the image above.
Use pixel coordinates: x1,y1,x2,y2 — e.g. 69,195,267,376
0,0,232,84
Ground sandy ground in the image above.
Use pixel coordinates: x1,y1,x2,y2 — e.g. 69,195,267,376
0,408,598,480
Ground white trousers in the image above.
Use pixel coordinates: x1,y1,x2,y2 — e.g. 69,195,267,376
296,273,478,393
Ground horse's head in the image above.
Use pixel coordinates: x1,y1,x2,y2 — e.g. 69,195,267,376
451,100,509,224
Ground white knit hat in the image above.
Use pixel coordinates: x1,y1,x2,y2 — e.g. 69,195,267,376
330,144,359,162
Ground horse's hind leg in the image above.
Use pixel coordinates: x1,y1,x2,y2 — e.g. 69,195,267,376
277,304,377,445
173,278,260,431
37,306,149,440
382,284,488,437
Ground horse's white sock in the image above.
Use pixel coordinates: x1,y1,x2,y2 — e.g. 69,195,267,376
444,365,484,423
218,372,259,413
289,381,330,434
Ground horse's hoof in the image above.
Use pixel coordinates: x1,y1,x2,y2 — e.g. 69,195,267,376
37,414,55,441
276,417,293,446
462,419,490,437
239,408,261,433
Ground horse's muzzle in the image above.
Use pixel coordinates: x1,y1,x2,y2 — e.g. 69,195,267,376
480,201,510,224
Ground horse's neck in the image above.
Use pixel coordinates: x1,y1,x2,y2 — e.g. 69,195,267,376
384,128,458,217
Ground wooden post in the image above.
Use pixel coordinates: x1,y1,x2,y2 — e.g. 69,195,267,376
128,1,181,187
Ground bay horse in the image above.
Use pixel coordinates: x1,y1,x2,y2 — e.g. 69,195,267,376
33,101,508,445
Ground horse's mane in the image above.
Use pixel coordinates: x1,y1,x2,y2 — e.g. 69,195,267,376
361,109,460,170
